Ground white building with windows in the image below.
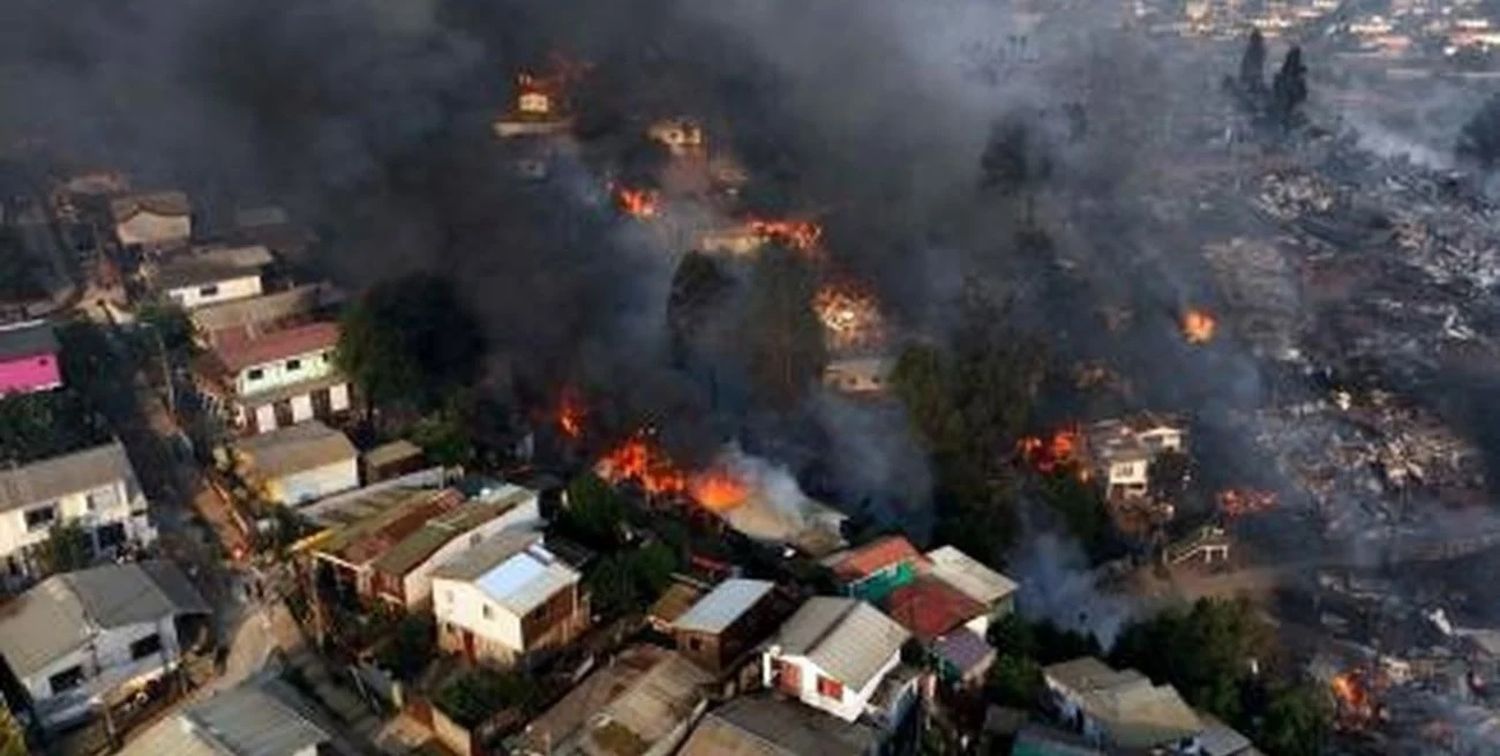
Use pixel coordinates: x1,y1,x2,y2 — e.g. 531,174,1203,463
431,530,587,668
151,245,272,310
1084,413,1187,502
196,320,350,435
0,561,209,729
0,442,156,582
762,597,915,725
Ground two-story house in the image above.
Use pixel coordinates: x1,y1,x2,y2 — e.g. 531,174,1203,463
0,320,62,397
109,191,191,253
431,530,588,668
1084,413,1187,503
195,320,349,435
762,597,914,725
232,420,360,506
0,561,209,729
149,245,273,310
0,442,156,583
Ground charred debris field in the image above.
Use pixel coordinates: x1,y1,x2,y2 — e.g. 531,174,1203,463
11,0,1500,754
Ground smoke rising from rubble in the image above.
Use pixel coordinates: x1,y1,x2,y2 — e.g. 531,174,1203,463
1010,531,1134,648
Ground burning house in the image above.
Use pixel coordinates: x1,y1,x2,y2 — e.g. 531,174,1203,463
647,117,707,158
1082,412,1187,503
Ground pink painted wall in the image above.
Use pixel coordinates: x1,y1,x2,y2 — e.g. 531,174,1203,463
0,353,63,395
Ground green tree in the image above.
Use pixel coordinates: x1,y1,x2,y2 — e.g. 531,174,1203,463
986,654,1043,707
0,705,27,756
435,668,536,728
135,299,196,355
585,541,680,617
409,400,475,466
337,273,485,418
742,248,826,408
1038,470,1111,558
1257,683,1331,756
1147,449,1191,504
375,614,436,682
0,391,110,464
1111,598,1272,726
39,520,93,574
1459,93,1500,168
558,473,628,549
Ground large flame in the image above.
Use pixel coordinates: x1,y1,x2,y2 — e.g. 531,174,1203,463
1217,488,1276,519
596,430,686,496
688,467,751,511
1018,427,1086,478
612,184,660,219
1182,308,1217,344
748,217,823,253
813,282,885,351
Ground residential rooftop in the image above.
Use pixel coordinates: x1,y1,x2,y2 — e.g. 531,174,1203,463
0,441,137,514
672,578,775,635
771,597,910,691
433,530,579,616
235,420,357,482
212,321,339,374
0,320,58,362
925,545,1019,607
677,693,883,756
822,535,923,582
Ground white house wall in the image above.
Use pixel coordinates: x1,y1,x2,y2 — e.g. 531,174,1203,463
235,349,337,398
433,578,525,652
399,498,542,607
268,459,359,506
25,616,182,727
166,274,262,310
0,479,154,572
761,649,901,723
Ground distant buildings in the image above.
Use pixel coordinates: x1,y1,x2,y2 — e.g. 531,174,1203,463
109,191,191,253
0,320,62,397
0,441,156,582
0,561,209,729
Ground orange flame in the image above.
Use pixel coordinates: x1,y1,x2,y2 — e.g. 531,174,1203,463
557,389,586,440
1217,488,1276,519
1018,427,1083,475
748,218,823,253
813,281,885,351
596,430,686,496
612,184,660,219
1182,309,1216,344
688,468,750,511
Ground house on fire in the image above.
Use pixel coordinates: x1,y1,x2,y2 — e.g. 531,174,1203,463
194,320,349,435
147,245,273,310
0,320,62,397
431,530,588,668
0,441,156,583
0,561,209,729
648,118,707,158
1083,412,1188,502
762,597,919,728
109,191,191,253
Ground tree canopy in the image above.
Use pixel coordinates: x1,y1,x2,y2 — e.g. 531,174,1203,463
0,390,111,465
1270,46,1309,130
39,520,94,575
337,272,485,416
741,248,826,408
1238,30,1266,95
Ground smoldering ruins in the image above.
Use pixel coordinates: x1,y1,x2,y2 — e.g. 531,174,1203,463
13,0,1500,751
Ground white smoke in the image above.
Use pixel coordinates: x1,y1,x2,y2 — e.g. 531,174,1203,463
1009,531,1135,648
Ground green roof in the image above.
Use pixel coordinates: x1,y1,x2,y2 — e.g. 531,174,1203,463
371,487,536,577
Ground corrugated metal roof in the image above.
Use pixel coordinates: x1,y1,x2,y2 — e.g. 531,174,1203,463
585,651,711,755
0,561,207,679
434,530,579,615
122,674,329,756
0,441,137,513
672,579,774,635
0,320,58,362
772,597,909,691
925,545,1018,607
370,490,537,578
235,420,356,481
677,694,881,756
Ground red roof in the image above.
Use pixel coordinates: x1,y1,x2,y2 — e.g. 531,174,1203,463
829,535,923,582
885,577,986,641
214,321,340,373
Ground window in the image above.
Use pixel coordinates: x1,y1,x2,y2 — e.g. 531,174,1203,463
817,675,844,700
246,368,264,381
130,634,162,660
49,666,85,694
482,604,493,620
24,505,57,532
199,284,220,297
687,637,703,652
286,358,302,371
87,487,118,512
322,350,333,364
